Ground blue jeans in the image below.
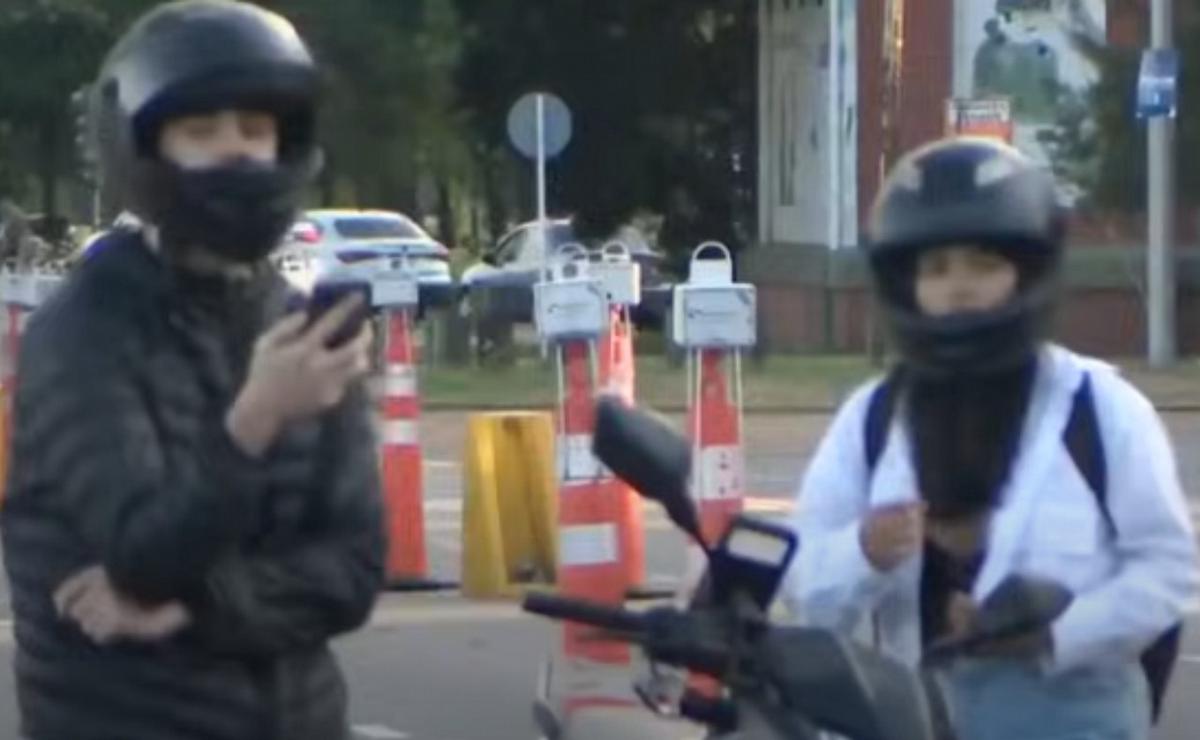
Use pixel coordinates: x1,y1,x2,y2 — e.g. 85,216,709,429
942,659,1150,740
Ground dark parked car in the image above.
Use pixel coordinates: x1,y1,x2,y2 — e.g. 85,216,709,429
459,217,672,329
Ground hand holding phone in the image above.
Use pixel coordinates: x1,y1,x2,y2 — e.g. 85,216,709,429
288,278,372,349
228,281,374,455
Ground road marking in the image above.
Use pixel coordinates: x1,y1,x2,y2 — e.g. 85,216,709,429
352,725,411,739
369,600,528,626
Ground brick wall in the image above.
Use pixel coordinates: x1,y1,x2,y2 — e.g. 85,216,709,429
742,245,1200,357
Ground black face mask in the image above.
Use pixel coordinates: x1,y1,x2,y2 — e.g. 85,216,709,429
905,357,1038,520
152,157,309,264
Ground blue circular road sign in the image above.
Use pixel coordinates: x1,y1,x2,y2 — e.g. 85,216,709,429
507,92,573,160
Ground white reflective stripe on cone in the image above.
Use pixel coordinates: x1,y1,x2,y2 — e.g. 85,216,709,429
559,523,618,567
383,364,417,398
694,444,744,500
379,419,419,446
557,434,605,482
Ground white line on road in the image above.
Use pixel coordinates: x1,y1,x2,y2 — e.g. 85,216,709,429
352,725,411,739
369,600,528,626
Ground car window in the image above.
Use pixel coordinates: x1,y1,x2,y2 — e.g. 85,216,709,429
546,222,576,250
493,229,527,265
515,223,573,266
333,215,424,240
514,227,548,266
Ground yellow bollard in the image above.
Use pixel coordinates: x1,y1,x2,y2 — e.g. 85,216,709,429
461,412,558,599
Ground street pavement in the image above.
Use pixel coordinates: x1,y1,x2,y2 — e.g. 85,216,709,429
0,410,1198,739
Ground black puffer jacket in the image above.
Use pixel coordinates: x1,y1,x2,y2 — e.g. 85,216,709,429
2,230,385,740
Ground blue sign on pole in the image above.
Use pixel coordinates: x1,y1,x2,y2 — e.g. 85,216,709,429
507,92,572,160
1137,48,1179,120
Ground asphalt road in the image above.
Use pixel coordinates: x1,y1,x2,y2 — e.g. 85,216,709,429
0,410,1198,739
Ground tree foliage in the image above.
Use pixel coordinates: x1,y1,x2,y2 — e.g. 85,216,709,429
453,0,757,255
0,0,759,259
1042,1,1200,217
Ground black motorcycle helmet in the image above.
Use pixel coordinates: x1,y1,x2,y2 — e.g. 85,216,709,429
865,137,1066,377
85,0,320,263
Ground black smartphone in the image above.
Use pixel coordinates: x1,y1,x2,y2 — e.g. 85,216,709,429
290,278,372,349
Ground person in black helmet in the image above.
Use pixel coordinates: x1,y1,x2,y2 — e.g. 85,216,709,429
782,137,1197,739
1,2,383,739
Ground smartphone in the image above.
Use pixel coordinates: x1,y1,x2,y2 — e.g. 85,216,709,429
290,278,372,349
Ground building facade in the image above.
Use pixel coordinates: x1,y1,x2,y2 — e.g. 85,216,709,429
746,0,1198,357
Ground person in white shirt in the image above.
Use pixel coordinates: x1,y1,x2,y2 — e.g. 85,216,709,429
782,136,1198,740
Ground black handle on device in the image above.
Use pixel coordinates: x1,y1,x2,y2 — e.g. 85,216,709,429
522,592,647,635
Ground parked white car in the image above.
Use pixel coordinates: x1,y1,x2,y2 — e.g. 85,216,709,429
274,209,455,308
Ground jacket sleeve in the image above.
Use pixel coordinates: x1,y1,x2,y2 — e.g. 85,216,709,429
780,382,902,630
184,381,386,657
1049,375,1199,673
15,312,266,603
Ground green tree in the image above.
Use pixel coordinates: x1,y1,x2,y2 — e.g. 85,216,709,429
1042,2,1200,216
0,1,111,216
453,0,757,256
0,0,470,235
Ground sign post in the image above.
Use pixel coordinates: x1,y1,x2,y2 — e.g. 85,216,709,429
507,91,573,281
1138,39,1179,367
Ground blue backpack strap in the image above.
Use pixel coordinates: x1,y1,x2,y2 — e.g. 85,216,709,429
1062,371,1179,724
864,369,903,474
1062,373,1112,531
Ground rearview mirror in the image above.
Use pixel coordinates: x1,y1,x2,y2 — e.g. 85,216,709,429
481,252,499,267
592,396,704,549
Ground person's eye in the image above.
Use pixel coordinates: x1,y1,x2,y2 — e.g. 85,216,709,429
970,251,1006,272
240,114,277,140
919,255,947,276
179,116,220,139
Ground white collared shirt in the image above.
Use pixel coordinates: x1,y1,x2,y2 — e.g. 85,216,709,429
781,345,1199,674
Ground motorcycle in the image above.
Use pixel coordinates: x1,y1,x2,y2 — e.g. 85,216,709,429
523,396,1073,740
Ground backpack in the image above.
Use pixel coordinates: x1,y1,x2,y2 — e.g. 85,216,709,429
863,370,1182,724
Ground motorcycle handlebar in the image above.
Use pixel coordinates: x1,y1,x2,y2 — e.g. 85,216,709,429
522,592,648,635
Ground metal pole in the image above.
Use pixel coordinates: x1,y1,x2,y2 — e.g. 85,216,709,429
827,0,842,252
758,0,774,244
536,93,547,275
1148,0,1176,367
536,94,550,360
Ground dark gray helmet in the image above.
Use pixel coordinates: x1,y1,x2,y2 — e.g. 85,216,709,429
865,137,1066,377
85,0,320,262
